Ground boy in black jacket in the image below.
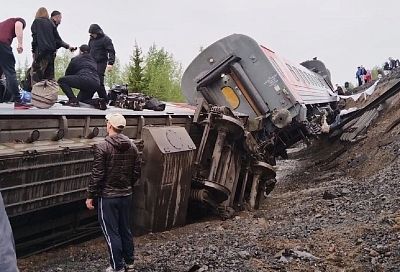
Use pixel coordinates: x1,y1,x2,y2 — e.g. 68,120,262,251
88,24,115,103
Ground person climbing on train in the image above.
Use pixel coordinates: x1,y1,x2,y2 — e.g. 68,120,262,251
0,17,30,109
86,113,141,272
58,44,107,109
88,24,115,103
0,192,19,272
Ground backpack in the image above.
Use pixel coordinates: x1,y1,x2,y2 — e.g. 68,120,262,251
144,97,166,111
31,80,58,109
115,94,146,111
108,85,129,106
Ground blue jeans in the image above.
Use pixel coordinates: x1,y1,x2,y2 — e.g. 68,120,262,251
0,43,20,102
98,195,134,270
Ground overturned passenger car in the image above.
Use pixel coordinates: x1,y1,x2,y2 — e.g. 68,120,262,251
0,34,338,255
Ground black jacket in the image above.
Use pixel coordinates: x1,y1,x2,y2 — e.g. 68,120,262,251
65,53,100,83
31,17,59,54
88,24,115,65
88,134,141,198
52,19,69,50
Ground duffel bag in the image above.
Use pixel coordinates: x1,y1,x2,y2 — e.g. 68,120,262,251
31,80,58,109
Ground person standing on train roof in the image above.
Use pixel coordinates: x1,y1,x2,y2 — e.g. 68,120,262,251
88,24,115,103
86,113,141,272
30,7,59,86
50,10,76,52
0,192,19,272
0,17,31,109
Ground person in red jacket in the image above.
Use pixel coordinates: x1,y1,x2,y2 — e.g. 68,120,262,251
0,17,30,109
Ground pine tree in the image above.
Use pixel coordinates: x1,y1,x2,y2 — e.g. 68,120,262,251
127,42,145,92
55,49,74,80
105,58,122,88
142,44,184,102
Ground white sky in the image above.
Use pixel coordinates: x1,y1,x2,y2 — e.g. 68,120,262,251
2,0,398,86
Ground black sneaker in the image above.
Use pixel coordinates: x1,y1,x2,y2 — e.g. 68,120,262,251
63,100,80,107
95,98,107,110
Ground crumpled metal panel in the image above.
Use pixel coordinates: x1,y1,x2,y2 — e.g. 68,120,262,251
133,126,196,235
340,109,379,142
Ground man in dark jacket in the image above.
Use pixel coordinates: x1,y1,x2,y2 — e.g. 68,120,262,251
0,192,19,272
0,17,30,109
88,24,115,102
86,113,140,272
50,10,76,52
58,44,104,108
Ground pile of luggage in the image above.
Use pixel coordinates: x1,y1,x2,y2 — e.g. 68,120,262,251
108,85,166,111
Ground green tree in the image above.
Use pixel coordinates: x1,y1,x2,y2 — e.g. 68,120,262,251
142,44,184,102
105,58,123,88
55,49,73,80
16,58,29,83
127,42,145,92
371,66,380,80
16,61,24,82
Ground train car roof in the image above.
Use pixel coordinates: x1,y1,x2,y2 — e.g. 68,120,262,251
0,102,196,117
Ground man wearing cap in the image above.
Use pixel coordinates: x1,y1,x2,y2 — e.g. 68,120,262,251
86,113,140,272
58,44,105,108
0,17,30,109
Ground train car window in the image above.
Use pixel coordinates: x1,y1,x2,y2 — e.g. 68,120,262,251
314,76,323,87
293,68,302,82
318,78,328,89
221,86,240,109
304,72,314,86
301,71,311,85
293,67,306,83
307,73,317,87
270,58,285,77
285,64,299,81
299,70,311,85
312,75,321,87
309,74,317,86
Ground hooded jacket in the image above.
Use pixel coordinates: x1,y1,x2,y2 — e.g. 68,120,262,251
88,134,141,198
88,24,115,65
31,17,58,54
65,53,100,84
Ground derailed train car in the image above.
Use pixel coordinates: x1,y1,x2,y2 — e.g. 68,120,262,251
0,34,338,255
182,34,338,213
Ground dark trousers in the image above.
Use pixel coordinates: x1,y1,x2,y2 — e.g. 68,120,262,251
58,75,99,103
31,52,55,86
97,62,109,101
98,196,134,271
0,43,21,102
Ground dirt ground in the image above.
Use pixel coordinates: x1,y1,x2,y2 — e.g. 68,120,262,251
18,79,400,271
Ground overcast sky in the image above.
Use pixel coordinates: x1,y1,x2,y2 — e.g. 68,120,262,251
2,0,398,86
